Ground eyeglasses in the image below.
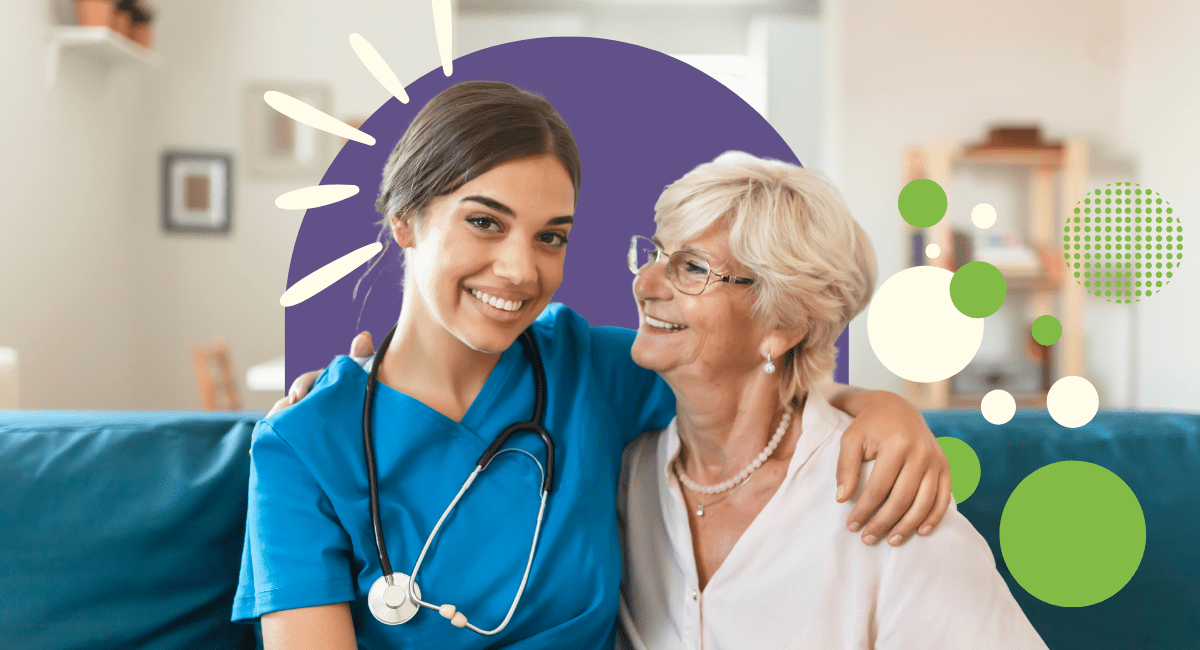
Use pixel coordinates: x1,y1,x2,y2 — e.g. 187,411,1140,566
627,235,755,296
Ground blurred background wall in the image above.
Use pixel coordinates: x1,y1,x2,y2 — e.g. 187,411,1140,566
1,0,1196,410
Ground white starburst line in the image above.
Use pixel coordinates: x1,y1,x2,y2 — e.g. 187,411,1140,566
280,242,384,307
263,91,377,146
350,33,410,104
278,5,455,307
276,185,361,210
432,0,454,76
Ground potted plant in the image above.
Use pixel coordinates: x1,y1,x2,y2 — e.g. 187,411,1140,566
113,0,134,38
75,0,115,28
130,3,154,49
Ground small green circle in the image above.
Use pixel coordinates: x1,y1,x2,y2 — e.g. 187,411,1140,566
949,261,1007,318
1031,315,1062,345
937,437,981,504
1000,461,1145,607
898,179,947,228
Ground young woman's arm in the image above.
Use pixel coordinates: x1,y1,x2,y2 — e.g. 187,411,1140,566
817,380,953,547
278,329,951,547
261,604,357,650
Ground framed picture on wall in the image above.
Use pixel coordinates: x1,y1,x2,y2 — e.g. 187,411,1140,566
161,151,233,234
244,82,333,179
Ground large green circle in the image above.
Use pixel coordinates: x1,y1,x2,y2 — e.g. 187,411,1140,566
949,261,1007,318
898,179,947,228
937,437,980,503
1031,315,1062,345
1000,461,1146,607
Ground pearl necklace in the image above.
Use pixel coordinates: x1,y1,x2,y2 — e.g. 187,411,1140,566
673,401,795,498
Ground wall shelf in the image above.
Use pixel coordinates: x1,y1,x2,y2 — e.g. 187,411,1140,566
45,26,164,89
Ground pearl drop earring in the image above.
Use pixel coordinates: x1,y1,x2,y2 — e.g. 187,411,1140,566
763,353,776,374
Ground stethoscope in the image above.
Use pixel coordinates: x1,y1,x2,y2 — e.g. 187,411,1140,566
362,324,555,635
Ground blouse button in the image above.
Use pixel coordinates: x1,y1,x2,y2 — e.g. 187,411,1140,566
691,589,699,601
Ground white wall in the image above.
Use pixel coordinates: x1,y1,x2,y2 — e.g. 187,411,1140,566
1,0,444,410
126,0,444,410
1121,0,1200,410
0,2,145,409
833,0,1153,406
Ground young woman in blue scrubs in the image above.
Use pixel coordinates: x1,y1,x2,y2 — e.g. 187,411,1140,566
236,81,952,650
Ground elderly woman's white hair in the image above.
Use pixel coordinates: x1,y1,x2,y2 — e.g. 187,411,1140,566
653,151,878,403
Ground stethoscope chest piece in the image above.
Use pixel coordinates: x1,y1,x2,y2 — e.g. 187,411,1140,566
368,572,422,625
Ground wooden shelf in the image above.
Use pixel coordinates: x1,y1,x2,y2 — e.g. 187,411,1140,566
957,147,1064,168
902,137,1088,410
45,26,164,89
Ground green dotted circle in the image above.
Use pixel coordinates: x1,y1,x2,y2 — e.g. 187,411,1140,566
1031,315,1062,345
898,179,948,228
1000,461,1145,607
1065,183,1182,302
937,437,981,503
949,261,1007,318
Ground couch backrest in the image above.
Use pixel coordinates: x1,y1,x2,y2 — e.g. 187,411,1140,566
927,409,1200,650
0,411,264,650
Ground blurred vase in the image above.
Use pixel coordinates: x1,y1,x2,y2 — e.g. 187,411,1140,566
75,0,115,28
131,22,153,48
113,7,133,37
130,3,153,48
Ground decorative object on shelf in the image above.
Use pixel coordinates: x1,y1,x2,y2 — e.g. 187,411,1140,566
75,0,115,27
966,125,1063,154
244,82,333,180
129,3,153,48
161,151,233,234
113,0,134,38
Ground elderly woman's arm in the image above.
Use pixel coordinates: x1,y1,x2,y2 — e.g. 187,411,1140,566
817,380,952,547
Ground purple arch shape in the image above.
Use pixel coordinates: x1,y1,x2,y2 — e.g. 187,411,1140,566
284,36,849,388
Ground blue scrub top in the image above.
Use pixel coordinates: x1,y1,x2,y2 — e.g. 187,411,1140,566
233,303,676,649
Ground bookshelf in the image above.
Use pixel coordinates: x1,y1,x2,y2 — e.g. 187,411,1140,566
901,134,1088,409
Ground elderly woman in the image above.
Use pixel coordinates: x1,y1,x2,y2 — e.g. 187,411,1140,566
617,152,1046,649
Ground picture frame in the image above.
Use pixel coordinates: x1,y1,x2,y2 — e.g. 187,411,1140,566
244,81,333,179
161,151,233,234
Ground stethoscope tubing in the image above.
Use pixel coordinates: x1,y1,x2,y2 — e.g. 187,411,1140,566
362,324,554,632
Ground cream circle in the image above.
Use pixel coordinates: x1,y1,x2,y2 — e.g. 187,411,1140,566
972,203,997,229
1046,376,1100,428
926,243,941,259
981,389,1016,424
867,266,985,383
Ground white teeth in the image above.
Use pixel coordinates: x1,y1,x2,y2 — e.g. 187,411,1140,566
646,315,687,331
470,289,525,312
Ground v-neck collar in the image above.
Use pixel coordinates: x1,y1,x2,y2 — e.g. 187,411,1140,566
359,340,526,445
657,389,840,594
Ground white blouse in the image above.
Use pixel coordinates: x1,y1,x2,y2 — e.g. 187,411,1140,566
617,389,1047,650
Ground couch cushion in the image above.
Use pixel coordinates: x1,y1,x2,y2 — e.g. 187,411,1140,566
0,411,264,650
927,409,1200,650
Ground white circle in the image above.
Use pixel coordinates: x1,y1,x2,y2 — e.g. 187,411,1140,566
926,244,941,259
981,389,1016,424
972,203,997,229
867,266,985,383
1046,376,1099,428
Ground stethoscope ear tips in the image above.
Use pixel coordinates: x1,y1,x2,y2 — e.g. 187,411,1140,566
368,573,421,625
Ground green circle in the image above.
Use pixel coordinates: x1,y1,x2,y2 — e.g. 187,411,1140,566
937,437,981,504
1000,461,1145,607
898,179,947,228
1031,315,1062,345
949,261,1006,318
1032,316,1060,345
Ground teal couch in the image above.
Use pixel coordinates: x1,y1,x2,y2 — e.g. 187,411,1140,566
1,409,1197,649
